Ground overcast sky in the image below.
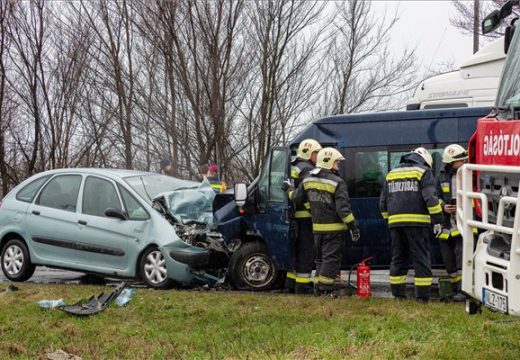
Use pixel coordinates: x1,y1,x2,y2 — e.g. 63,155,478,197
372,1,476,73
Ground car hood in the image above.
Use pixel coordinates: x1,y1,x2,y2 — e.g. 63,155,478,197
154,179,215,226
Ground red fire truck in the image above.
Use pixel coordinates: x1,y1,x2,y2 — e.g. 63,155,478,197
458,0,520,315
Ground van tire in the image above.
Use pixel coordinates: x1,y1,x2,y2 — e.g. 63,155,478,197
1,238,35,282
228,241,280,290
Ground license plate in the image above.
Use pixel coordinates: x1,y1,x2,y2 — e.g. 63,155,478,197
482,288,508,313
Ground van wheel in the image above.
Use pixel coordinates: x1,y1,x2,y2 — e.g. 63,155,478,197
1,238,35,282
465,299,482,315
228,241,281,290
140,247,173,289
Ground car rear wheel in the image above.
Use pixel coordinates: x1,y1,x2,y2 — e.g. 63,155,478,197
1,239,35,282
465,299,482,315
139,247,173,289
228,241,281,290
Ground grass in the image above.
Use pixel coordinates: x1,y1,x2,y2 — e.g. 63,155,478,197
0,284,519,359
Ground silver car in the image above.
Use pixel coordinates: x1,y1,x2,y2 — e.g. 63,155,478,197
0,169,228,288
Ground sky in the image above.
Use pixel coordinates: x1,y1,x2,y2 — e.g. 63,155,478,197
372,1,476,74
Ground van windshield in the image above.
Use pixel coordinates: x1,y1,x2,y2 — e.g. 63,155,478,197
496,27,520,108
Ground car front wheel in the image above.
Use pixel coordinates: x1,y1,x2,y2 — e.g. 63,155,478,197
1,238,35,282
139,247,173,289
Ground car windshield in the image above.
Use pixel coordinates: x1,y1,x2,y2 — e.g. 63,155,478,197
124,174,199,203
496,26,520,108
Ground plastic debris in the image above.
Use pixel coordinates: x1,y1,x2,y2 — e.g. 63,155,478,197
37,299,66,309
0,284,19,296
114,287,135,307
57,281,127,316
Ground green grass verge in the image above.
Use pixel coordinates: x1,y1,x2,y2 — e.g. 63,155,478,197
0,284,519,359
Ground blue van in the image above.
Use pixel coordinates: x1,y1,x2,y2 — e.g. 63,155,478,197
215,107,491,290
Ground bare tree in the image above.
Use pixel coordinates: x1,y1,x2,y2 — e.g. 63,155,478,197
318,1,417,116
450,0,517,53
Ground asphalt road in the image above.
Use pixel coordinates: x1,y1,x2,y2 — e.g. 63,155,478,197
0,267,447,299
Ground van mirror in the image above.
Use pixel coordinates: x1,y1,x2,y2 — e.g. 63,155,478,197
482,10,500,34
499,1,516,20
105,207,127,220
234,183,247,207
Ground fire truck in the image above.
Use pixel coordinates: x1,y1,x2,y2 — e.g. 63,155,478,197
457,0,520,315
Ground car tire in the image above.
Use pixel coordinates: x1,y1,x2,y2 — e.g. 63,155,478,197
1,238,35,282
139,247,173,289
228,241,281,291
465,299,481,315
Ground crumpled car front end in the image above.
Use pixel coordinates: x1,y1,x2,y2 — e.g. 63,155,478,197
153,180,232,286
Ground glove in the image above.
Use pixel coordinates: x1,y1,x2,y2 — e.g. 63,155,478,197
281,179,292,192
350,228,361,242
433,223,443,238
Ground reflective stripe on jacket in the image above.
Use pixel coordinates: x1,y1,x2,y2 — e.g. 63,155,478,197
289,159,314,219
379,153,442,228
292,168,355,233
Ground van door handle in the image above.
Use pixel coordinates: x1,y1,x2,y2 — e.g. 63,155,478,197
78,220,88,225
32,210,40,216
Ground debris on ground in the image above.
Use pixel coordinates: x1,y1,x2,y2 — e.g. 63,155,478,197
36,281,132,316
37,299,66,309
0,284,19,296
45,349,82,360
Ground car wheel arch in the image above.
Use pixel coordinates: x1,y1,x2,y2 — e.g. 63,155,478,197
1,232,28,253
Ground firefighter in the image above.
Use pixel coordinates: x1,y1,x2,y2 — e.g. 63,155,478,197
290,147,360,296
436,144,468,302
380,147,443,302
282,139,322,294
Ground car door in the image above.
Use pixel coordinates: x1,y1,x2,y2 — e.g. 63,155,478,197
75,176,150,271
26,174,83,265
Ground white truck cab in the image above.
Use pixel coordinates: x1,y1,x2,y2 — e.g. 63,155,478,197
407,38,505,110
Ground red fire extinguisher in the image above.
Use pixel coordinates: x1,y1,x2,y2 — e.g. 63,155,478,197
356,257,373,298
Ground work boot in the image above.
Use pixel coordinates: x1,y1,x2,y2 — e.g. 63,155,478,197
391,283,406,299
452,282,466,302
284,277,295,294
295,283,313,295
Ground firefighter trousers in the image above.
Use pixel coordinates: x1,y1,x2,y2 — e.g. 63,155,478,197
315,232,345,291
285,219,314,293
389,227,432,301
439,234,463,288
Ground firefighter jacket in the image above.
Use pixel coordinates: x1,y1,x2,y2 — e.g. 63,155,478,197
380,153,443,228
292,168,356,233
290,159,315,219
208,177,227,193
435,165,464,239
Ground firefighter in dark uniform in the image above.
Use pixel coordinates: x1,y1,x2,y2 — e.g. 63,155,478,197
291,147,360,296
436,144,468,302
380,147,443,302
283,139,322,294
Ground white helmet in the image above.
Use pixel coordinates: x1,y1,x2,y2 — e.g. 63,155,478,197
442,144,468,163
316,147,345,170
412,147,433,168
296,139,322,161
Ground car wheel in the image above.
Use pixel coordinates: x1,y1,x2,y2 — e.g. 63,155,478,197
228,241,281,290
139,247,173,289
1,238,35,282
465,299,482,315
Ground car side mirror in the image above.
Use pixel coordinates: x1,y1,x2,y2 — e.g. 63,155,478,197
234,183,247,207
482,10,501,34
105,207,127,220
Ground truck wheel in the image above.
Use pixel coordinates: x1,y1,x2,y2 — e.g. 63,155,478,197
139,247,173,289
228,241,281,290
465,299,482,315
1,238,35,282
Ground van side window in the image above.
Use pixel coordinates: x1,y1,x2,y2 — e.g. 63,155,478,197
346,149,387,198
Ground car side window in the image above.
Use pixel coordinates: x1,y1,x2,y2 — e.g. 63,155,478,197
118,185,150,220
82,176,122,217
36,175,82,212
16,175,50,203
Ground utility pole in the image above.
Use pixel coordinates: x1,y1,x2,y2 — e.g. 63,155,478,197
473,0,480,53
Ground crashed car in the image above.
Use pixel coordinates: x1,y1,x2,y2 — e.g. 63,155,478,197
0,169,230,289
